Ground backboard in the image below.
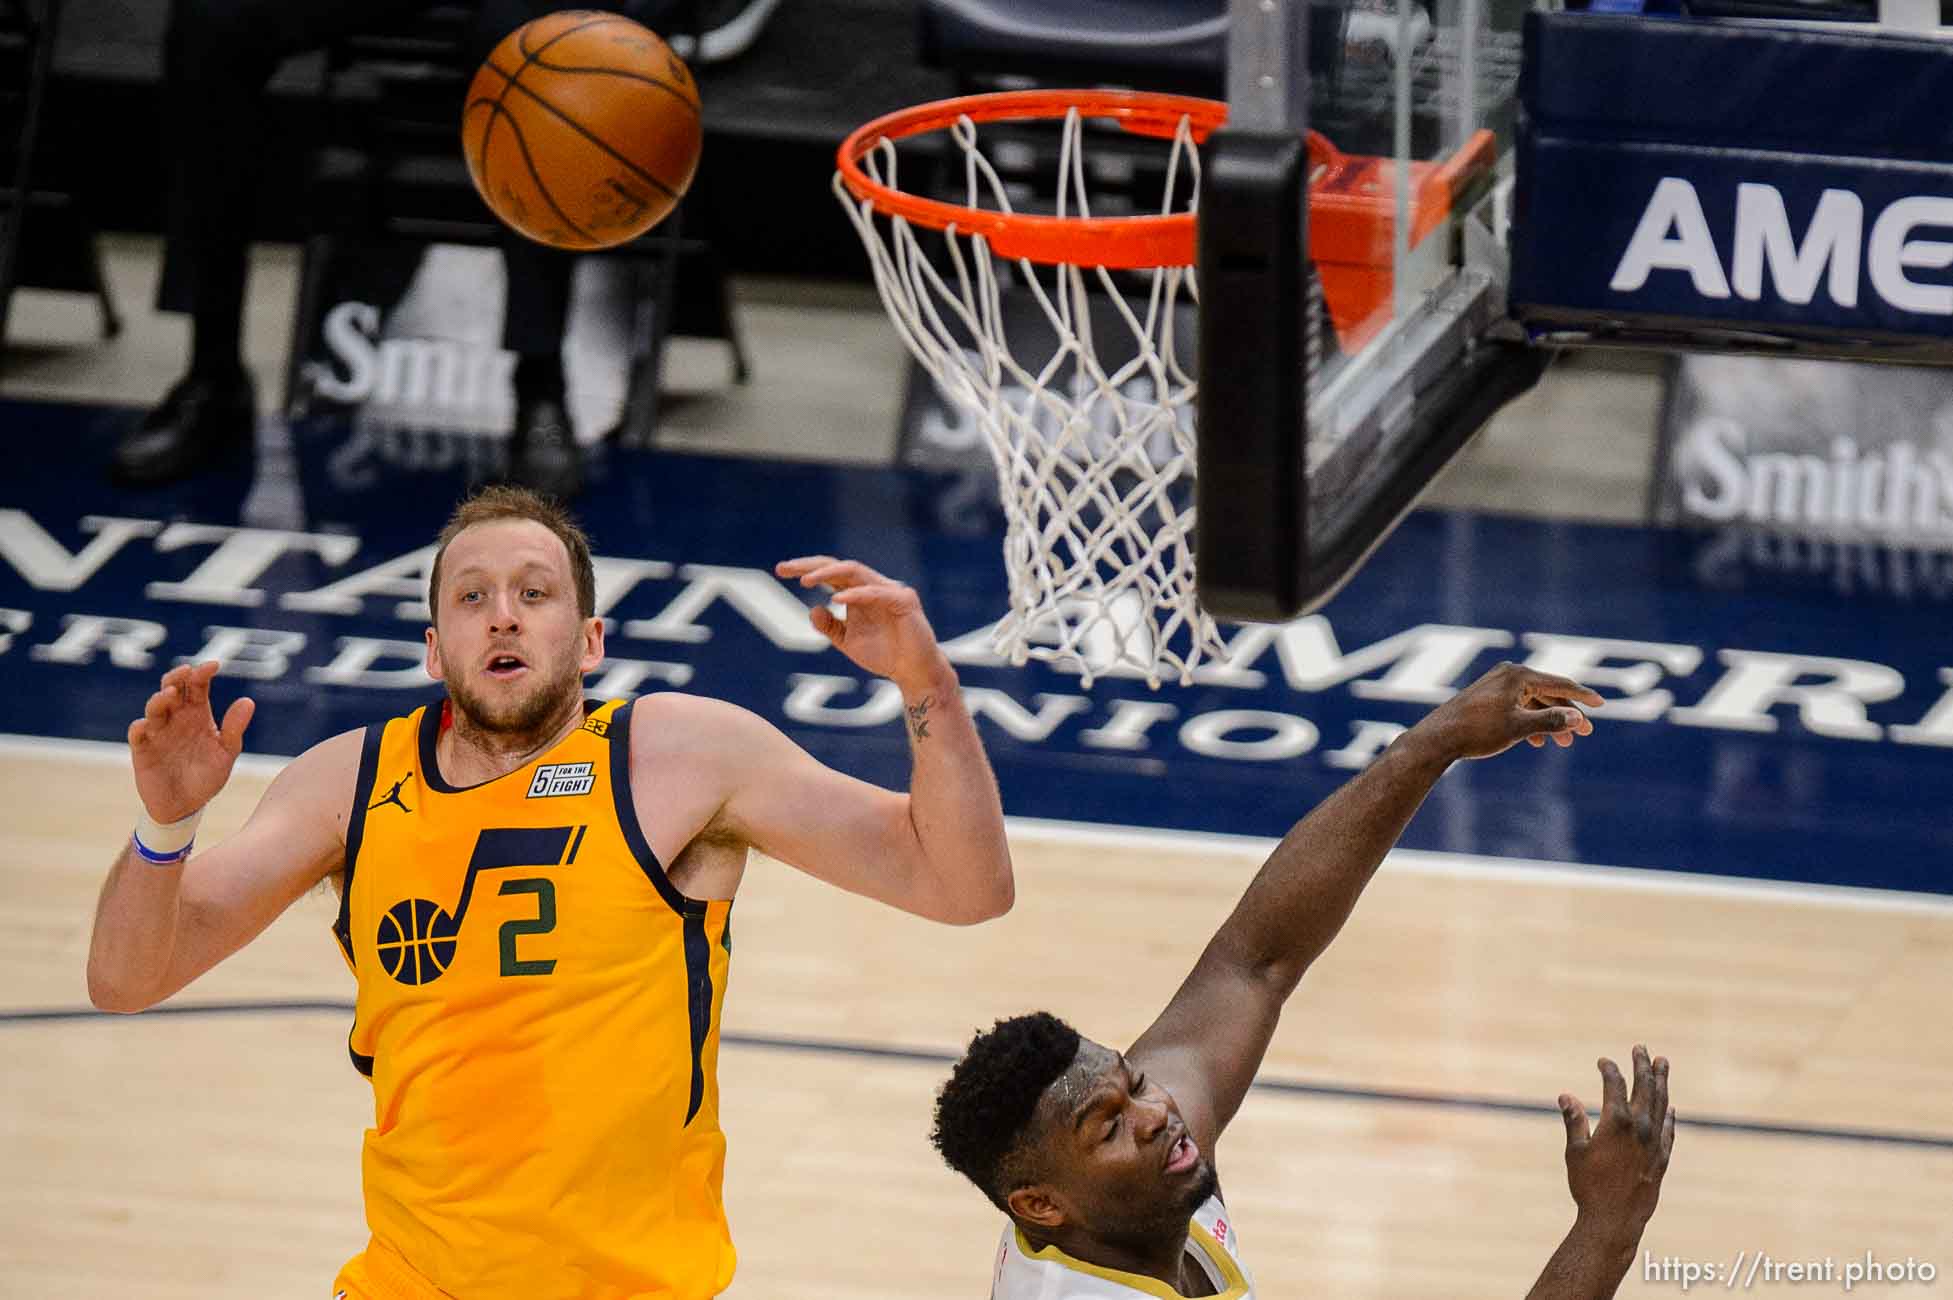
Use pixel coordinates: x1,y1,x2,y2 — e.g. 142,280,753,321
1196,0,1540,620
840,1,1953,682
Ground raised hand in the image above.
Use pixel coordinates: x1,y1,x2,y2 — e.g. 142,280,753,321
1560,1045,1675,1236
1524,1047,1677,1300
1417,662,1604,760
775,556,950,693
127,661,256,823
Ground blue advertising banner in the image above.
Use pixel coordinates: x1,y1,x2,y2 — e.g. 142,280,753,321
1512,12,1953,352
1514,138,1953,340
4,399,1951,895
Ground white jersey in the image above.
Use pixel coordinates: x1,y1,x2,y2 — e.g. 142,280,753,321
990,1196,1253,1299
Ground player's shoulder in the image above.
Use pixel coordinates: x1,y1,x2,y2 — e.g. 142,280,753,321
623,691,783,756
236,729,372,854
272,726,368,791
282,706,442,792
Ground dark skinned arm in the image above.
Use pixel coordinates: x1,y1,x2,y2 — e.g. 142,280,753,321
1128,663,1604,1152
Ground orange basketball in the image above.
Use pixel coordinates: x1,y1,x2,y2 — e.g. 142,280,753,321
463,10,702,250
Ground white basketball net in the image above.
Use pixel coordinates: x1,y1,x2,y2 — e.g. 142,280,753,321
836,108,1230,688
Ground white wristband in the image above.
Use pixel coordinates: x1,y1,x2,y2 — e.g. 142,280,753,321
134,807,203,857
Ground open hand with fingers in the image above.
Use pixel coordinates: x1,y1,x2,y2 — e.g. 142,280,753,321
1561,1045,1675,1243
127,660,255,823
776,556,952,694
1525,1046,1676,1300
1416,662,1604,760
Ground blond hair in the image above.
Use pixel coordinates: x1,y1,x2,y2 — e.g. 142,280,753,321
428,485,597,621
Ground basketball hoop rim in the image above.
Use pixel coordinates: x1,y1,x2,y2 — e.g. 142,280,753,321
835,89,1234,270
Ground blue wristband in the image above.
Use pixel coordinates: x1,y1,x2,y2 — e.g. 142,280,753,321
130,831,195,866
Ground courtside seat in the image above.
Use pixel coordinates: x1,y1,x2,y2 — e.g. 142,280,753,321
915,0,1384,161
919,0,1356,97
919,0,1231,94
910,0,1361,222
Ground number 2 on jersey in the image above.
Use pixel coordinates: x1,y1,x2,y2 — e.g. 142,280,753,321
498,878,558,976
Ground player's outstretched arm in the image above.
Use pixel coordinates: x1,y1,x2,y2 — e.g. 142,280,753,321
667,556,1012,924
1526,1047,1676,1300
88,662,357,1012
1129,664,1603,1153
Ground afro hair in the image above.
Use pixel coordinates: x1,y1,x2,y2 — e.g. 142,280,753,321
931,1011,1083,1211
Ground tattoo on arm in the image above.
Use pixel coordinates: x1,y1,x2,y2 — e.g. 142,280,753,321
906,695,933,742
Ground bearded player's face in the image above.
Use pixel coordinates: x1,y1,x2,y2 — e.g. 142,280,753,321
425,519,602,736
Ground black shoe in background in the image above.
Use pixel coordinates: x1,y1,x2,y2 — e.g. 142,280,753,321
111,371,257,487
508,397,585,500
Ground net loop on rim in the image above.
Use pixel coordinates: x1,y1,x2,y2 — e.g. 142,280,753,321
835,91,1237,688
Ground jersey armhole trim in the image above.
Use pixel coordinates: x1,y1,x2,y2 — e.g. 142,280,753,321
608,698,708,919
333,720,389,966
1188,1219,1250,1295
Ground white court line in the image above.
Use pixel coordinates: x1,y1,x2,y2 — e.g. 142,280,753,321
968,822,1953,920
0,730,292,778
10,731,1951,918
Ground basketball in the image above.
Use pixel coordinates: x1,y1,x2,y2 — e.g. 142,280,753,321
463,10,703,250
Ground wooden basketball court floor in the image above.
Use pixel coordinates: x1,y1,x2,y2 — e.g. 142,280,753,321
5,735,1950,1298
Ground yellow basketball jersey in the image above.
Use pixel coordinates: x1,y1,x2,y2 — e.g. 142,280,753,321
331,697,736,1299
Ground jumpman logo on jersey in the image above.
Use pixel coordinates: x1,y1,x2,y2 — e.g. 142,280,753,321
369,774,414,814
